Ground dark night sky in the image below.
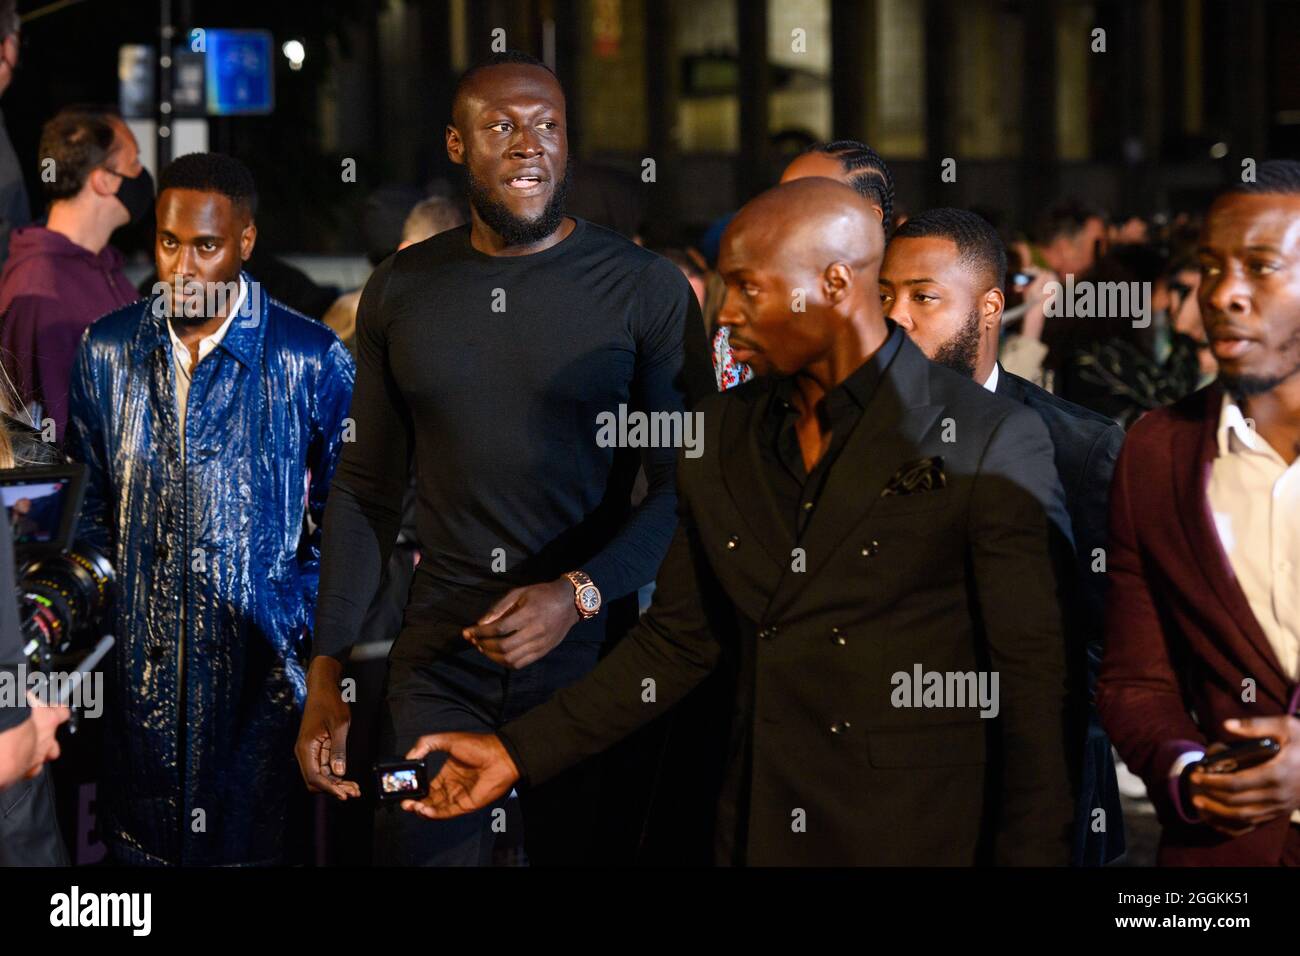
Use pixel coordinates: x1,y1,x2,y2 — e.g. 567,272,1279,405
5,0,384,256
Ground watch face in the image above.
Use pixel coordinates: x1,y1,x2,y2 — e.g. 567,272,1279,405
578,586,600,612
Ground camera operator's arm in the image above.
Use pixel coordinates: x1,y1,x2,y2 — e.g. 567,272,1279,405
297,338,356,631
0,695,68,790
63,333,113,553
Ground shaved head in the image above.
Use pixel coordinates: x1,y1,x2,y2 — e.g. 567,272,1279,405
716,178,890,380
724,177,885,283
450,51,561,128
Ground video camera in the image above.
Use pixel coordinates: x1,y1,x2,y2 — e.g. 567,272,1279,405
0,465,115,671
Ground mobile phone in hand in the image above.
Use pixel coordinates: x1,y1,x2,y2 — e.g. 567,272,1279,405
1195,737,1281,774
374,759,428,801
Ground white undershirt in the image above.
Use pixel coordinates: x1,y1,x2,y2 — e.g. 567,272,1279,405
166,278,246,448
1207,392,1300,681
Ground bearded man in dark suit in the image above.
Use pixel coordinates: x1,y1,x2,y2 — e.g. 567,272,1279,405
879,207,1126,865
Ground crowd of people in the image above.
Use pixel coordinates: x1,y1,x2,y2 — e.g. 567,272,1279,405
0,36,1296,869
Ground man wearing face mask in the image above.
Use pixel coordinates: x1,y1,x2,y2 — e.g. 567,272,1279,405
0,106,148,441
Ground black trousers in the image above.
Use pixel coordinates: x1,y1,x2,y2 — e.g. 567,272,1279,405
373,640,603,866
0,768,68,866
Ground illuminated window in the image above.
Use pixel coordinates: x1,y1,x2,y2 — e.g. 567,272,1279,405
768,0,831,143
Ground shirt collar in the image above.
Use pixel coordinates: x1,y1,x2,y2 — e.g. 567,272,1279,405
1217,390,1279,461
981,362,1000,393
143,272,262,369
166,277,246,366
771,321,905,415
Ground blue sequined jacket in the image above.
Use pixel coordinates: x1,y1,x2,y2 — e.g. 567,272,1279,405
64,276,355,864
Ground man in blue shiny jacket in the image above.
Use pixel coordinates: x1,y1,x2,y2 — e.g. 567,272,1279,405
64,153,355,865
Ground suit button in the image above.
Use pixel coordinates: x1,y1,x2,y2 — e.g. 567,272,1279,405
830,720,851,735
726,535,740,550
860,540,879,557
829,627,846,646
758,626,778,641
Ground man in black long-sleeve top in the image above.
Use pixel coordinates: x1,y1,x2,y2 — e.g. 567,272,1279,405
297,50,708,865
397,178,1079,866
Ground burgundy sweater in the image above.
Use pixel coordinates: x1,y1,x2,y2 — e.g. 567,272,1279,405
0,225,138,440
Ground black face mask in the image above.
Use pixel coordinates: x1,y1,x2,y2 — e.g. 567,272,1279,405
109,167,155,224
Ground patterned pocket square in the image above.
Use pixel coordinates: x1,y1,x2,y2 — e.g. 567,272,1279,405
881,456,947,497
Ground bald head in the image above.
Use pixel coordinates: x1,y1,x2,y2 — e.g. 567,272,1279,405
725,178,885,283
716,179,890,379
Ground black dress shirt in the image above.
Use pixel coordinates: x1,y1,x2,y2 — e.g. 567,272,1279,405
758,325,903,539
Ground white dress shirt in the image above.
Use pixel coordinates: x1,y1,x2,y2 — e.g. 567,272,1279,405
980,362,1000,394
166,278,246,447
1208,392,1300,681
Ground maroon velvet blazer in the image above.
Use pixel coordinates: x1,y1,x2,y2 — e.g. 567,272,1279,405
1098,383,1298,865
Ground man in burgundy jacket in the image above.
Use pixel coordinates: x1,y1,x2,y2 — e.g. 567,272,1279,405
1098,160,1300,865
0,107,146,441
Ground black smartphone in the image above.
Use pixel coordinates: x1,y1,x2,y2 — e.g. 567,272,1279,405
373,759,428,801
1195,737,1281,774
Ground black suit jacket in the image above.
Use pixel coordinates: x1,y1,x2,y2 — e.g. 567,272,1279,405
994,368,1122,641
501,336,1078,865
995,366,1125,865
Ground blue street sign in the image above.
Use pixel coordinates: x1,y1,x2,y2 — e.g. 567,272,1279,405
204,29,274,116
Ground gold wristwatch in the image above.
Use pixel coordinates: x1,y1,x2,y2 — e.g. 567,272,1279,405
564,570,602,619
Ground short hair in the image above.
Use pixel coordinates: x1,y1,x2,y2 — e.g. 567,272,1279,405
401,196,466,245
38,106,123,202
452,50,559,125
805,140,895,235
0,1,18,40
1224,159,1300,198
892,207,1008,291
1033,197,1104,245
158,152,258,217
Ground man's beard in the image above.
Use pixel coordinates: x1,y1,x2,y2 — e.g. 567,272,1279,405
466,160,571,247
1222,361,1300,399
1221,328,1300,399
931,309,983,381
165,276,236,327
